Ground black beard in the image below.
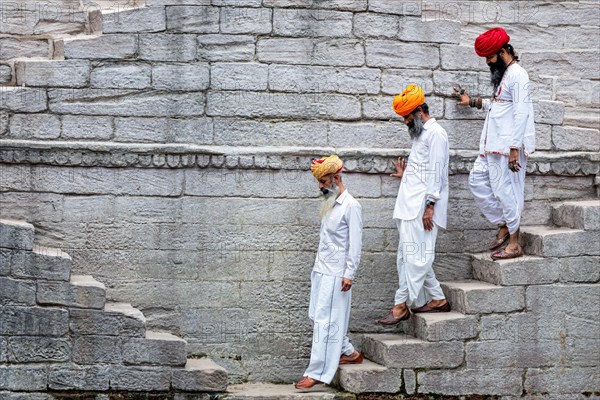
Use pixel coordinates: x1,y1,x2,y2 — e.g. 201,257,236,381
489,56,508,91
408,114,424,139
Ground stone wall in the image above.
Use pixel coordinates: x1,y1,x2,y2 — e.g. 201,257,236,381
1,0,599,391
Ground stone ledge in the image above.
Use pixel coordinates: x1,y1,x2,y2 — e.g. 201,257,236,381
0,140,598,177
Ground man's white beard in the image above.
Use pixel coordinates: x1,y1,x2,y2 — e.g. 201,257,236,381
319,185,340,220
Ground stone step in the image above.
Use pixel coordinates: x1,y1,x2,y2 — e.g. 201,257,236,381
123,330,187,367
37,274,106,309
406,311,479,342
362,333,463,369
521,226,600,257
552,199,600,230
0,219,34,251
335,359,401,394
9,245,71,281
224,383,354,399
172,358,228,392
70,302,146,337
471,252,560,286
14,59,91,88
440,280,525,314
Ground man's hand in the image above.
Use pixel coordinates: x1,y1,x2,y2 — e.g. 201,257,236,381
423,205,435,231
341,278,352,292
508,148,521,172
453,84,470,106
391,157,406,179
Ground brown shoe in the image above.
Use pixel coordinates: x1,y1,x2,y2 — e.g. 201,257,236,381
339,351,363,365
411,300,451,313
295,376,320,389
489,232,510,251
378,308,410,325
491,248,523,260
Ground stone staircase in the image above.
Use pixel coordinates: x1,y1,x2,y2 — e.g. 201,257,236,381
0,218,228,393
333,199,600,396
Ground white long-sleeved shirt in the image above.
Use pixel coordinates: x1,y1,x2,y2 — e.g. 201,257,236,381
479,63,536,156
313,190,363,281
393,118,449,229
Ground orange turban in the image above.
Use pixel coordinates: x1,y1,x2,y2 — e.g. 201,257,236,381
311,155,343,180
393,84,425,117
475,27,510,57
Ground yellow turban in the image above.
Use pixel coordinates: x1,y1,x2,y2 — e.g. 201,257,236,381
393,84,425,117
311,155,343,180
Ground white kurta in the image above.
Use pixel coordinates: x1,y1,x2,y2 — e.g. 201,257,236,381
393,118,449,307
471,62,535,234
304,190,362,384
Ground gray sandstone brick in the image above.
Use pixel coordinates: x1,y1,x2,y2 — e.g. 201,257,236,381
109,366,171,391
264,0,366,11
63,35,138,59
172,358,228,391
0,64,13,83
37,275,106,309
48,364,110,390
211,63,268,91
72,335,123,364
399,17,460,44
521,226,600,257
0,38,50,59
0,277,36,306
0,87,47,113
102,7,166,33
0,392,54,400
404,369,416,395
443,98,486,120
369,0,421,15
553,126,600,152
559,256,600,283
15,60,90,88
534,100,565,125
90,63,152,89
197,34,255,62
466,340,560,369
7,337,71,362
9,114,61,140
525,367,600,394
114,117,167,143
258,38,364,66
123,331,187,366
61,115,113,140
353,12,399,38
0,306,68,336
152,63,210,90
213,119,327,147
0,337,6,362
0,219,34,250
440,45,491,72
273,9,352,37
471,253,561,286
522,50,599,80
139,34,197,61
382,69,434,96
268,65,380,94
166,6,220,33
526,284,599,318
417,368,523,396
220,7,272,34
328,121,405,148
366,40,439,69
441,280,525,314
0,111,8,135
313,39,364,66
336,360,401,393
70,303,146,337
167,118,213,143
0,365,48,391
433,70,490,98
408,312,479,342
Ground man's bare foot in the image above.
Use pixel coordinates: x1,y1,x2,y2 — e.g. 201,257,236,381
497,225,509,239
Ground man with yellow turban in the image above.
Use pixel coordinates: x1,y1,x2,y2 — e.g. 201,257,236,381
454,27,535,260
295,155,364,389
379,84,451,326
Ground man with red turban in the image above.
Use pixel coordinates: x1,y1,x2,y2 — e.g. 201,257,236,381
379,84,451,326
454,27,535,260
295,155,364,389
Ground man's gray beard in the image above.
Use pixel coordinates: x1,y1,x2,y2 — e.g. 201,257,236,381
408,114,424,139
319,185,339,220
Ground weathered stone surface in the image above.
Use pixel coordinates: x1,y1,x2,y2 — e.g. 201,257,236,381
441,280,525,314
153,63,210,90
109,366,171,391
521,226,600,257
404,369,416,395
9,114,61,140
139,34,197,61
123,331,187,366
553,126,600,152
368,0,421,15
382,69,433,96
264,0,366,11
525,367,600,394
0,365,48,390
48,364,110,390
102,7,166,33
0,64,12,83
0,38,50,59
0,392,53,400
70,302,146,337
172,358,228,391
212,63,268,91
336,360,400,393
226,382,351,399
0,337,6,362
471,253,561,286
61,115,113,140
526,284,599,318
366,40,439,69
213,119,327,147
0,306,68,336
552,200,600,231
63,35,138,59
440,44,488,72
353,12,399,38
7,337,71,362
417,368,523,396
0,277,36,305
534,100,565,125
363,334,464,368
0,219,34,250
221,7,272,34
273,9,352,37
114,117,167,143
559,256,600,283
522,50,600,81
72,335,122,364
166,6,220,33
466,339,561,369
37,275,106,309
329,121,408,148
167,118,213,143
258,38,364,66
15,60,90,88
90,63,152,89
407,312,479,342
197,34,255,62
0,87,47,112
399,17,460,44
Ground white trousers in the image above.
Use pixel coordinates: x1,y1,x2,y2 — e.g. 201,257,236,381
394,206,445,307
469,152,527,235
304,271,354,384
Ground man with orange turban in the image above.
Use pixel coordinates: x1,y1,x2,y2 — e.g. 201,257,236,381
295,155,364,389
378,84,451,326
454,27,535,260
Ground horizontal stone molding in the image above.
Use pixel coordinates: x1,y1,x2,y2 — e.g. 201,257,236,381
0,140,598,177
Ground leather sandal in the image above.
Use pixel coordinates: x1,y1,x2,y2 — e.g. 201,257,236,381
378,308,410,325
295,376,320,389
489,232,510,251
339,351,363,365
411,300,451,313
491,248,523,260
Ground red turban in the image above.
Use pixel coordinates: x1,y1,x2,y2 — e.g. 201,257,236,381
474,27,510,57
